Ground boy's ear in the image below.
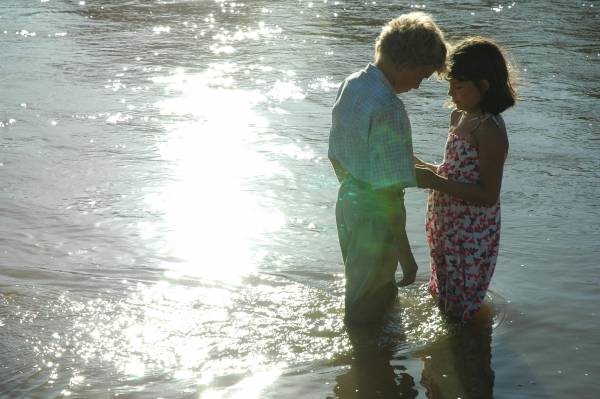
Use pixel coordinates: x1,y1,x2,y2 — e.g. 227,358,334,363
478,79,490,93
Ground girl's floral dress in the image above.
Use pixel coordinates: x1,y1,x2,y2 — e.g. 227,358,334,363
426,114,505,323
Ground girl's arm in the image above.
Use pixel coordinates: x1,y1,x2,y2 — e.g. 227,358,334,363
416,119,507,206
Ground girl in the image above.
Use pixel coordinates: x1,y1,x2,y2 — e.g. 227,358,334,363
415,37,517,323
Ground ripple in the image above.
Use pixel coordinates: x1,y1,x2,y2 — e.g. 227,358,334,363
0,273,512,395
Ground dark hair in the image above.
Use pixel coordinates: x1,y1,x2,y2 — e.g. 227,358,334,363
447,37,517,115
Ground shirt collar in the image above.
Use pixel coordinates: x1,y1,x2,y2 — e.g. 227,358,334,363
366,63,395,94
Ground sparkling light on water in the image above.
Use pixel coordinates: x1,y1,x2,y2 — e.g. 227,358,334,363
147,63,286,283
4,0,596,397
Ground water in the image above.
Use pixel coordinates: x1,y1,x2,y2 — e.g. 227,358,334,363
1,0,599,398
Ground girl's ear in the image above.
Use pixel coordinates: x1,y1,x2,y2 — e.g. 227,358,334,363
478,79,490,93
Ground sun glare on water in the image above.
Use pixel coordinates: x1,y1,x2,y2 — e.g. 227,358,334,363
144,64,285,284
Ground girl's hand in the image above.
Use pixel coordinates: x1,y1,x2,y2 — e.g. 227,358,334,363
414,155,439,173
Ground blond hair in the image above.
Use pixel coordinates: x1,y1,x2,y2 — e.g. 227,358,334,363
375,12,448,73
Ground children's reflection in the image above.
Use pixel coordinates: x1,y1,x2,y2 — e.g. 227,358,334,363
334,322,419,398
419,314,494,398
333,311,494,399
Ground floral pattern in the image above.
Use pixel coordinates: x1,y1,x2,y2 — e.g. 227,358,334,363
426,131,501,323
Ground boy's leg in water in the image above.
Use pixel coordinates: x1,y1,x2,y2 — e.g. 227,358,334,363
336,183,399,323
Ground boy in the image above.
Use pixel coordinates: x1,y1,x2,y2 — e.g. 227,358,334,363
328,12,448,323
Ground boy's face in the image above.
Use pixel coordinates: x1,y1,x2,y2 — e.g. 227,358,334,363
392,65,437,94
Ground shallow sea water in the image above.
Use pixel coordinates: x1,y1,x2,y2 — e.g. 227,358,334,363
1,1,599,398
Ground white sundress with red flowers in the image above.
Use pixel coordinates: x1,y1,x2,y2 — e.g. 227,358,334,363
426,114,505,323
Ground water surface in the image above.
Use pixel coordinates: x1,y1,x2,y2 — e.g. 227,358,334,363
1,1,599,398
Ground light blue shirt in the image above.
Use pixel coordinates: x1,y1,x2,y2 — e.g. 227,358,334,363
328,63,416,189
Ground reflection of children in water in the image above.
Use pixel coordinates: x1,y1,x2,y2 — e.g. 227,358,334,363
333,322,419,398
418,312,495,399
333,351,418,398
332,311,494,398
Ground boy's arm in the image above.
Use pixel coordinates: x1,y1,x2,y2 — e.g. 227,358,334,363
329,157,348,183
394,200,418,287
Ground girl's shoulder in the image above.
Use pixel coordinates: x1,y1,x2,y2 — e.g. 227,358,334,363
477,114,507,135
474,114,509,151
484,113,506,130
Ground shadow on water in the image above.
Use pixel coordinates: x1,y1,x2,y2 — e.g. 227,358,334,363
415,320,494,399
333,321,420,398
331,303,495,399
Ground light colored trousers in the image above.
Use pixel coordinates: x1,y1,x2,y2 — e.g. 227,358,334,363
335,176,405,323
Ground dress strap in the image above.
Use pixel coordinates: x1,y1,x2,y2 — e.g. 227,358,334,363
477,113,505,128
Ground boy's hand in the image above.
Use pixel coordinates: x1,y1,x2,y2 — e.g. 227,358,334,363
415,166,436,189
397,264,418,287
413,155,426,167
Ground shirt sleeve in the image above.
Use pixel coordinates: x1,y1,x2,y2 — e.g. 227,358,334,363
367,100,417,189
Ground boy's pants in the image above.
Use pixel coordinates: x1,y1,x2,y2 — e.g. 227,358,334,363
335,176,405,323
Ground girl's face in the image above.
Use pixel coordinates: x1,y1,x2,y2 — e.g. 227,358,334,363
448,79,483,113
